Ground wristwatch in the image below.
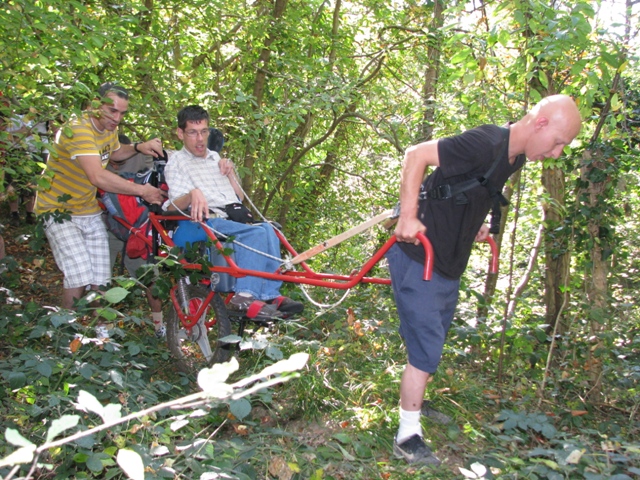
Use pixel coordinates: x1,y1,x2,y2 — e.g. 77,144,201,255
134,142,141,153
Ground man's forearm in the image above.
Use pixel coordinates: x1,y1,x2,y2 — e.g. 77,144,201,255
165,193,192,212
92,169,149,196
109,144,137,162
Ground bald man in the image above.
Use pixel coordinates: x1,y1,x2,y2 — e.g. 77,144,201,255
388,95,582,466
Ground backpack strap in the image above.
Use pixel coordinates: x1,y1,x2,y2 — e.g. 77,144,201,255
419,130,510,234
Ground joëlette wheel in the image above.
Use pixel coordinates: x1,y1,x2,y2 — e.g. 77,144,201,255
166,284,233,375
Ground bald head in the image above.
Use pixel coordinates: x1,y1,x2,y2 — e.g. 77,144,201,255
510,94,582,162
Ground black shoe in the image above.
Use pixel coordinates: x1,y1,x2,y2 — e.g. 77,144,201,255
9,213,20,227
25,213,36,225
267,296,304,314
227,292,283,320
421,401,452,424
393,434,441,466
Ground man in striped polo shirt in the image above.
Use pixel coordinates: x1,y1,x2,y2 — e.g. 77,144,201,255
35,82,166,309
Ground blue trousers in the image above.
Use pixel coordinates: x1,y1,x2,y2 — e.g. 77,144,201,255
172,219,283,300
386,243,460,374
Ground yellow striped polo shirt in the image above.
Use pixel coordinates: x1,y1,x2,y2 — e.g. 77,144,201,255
35,113,120,215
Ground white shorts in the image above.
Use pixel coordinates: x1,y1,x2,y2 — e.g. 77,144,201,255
44,214,111,289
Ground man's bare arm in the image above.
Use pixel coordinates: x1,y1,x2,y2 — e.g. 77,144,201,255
109,138,163,162
165,189,209,222
394,140,441,244
219,158,244,201
77,155,166,205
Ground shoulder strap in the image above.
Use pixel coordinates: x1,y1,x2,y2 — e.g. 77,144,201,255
423,128,509,201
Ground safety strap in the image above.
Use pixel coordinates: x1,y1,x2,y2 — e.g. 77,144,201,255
419,134,510,234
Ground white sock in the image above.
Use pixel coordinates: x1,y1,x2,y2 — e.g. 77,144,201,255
152,311,164,330
396,407,422,443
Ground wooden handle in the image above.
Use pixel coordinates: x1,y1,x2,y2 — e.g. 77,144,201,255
290,209,394,265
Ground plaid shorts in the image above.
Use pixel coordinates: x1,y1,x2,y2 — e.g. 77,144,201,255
44,214,111,289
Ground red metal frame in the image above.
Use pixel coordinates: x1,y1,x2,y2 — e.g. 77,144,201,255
140,213,498,330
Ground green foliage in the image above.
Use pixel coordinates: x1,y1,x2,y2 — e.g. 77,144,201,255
1,0,639,477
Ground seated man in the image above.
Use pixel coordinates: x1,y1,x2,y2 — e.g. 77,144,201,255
163,105,303,319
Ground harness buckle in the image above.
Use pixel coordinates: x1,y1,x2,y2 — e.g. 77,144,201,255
428,184,453,200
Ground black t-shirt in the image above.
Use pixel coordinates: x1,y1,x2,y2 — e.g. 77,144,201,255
399,124,526,279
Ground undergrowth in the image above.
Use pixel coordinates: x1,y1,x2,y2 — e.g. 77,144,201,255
0,253,639,479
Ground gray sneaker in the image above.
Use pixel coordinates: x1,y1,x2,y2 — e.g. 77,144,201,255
393,434,441,466
154,325,166,339
421,401,452,424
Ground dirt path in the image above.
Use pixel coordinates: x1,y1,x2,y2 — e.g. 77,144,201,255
1,213,63,307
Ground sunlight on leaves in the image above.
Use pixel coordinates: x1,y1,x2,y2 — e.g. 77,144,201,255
117,448,145,480
5,428,34,448
565,449,584,464
102,403,123,423
45,415,80,443
198,357,239,396
76,390,121,423
170,419,190,432
459,462,487,479
77,390,105,417
219,334,242,344
258,352,309,378
0,445,36,468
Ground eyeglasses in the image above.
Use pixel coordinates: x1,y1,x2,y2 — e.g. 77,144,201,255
183,129,210,138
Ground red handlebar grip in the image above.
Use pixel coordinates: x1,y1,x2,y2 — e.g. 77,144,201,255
416,232,434,281
486,236,499,274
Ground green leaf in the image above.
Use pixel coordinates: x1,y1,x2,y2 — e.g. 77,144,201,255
219,334,242,344
74,452,90,463
127,343,141,356
28,325,47,339
600,51,620,68
335,443,355,461
37,361,53,378
450,48,470,65
117,449,145,480
50,313,74,327
6,428,34,448
79,363,94,379
103,287,130,304
109,370,124,388
265,345,283,360
86,453,105,473
9,372,27,389
538,70,549,88
229,398,252,420
46,415,80,443
332,433,352,444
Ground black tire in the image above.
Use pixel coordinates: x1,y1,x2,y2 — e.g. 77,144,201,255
166,284,233,375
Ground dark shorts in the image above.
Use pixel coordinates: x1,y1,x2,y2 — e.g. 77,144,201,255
387,243,460,374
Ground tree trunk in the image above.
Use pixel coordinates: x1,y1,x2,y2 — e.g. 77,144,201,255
579,149,611,399
419,0,443,143
242,0,288,194
541,167,571,335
